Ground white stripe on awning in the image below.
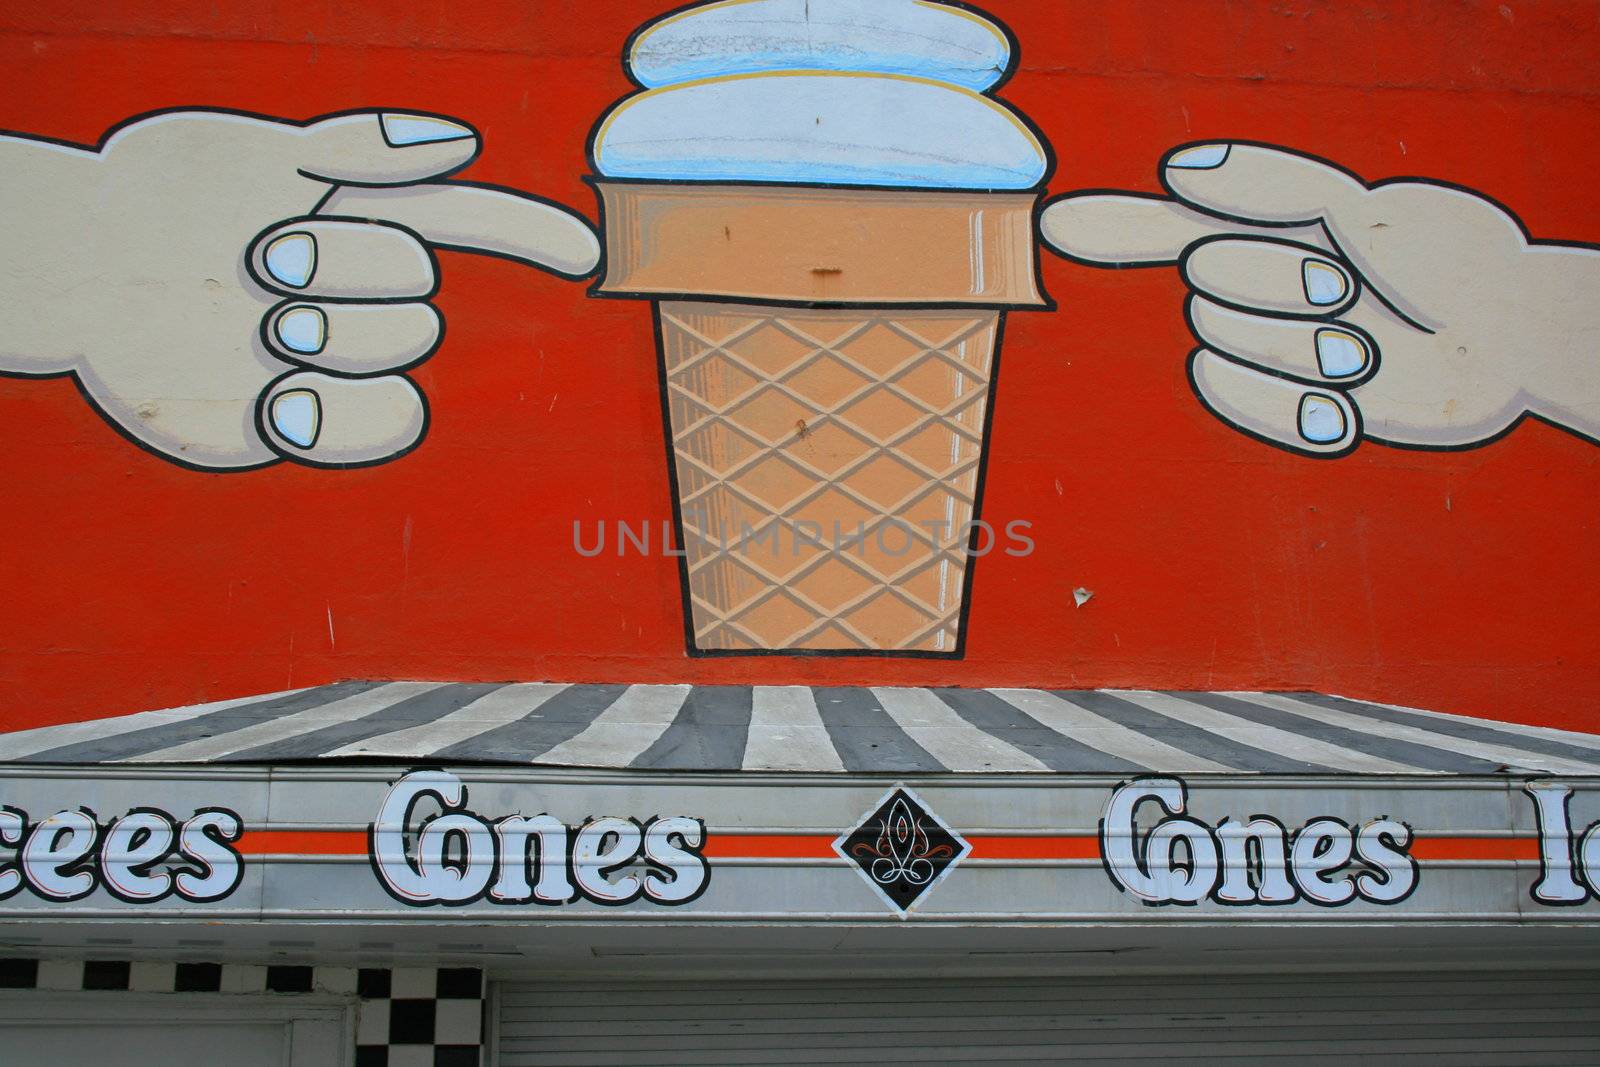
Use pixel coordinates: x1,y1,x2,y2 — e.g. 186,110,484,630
126,682,442,762
1228,692,1600,776
323,683,569,758
989,689,1234,773
1342,694,1600,754
743,686,845,772
535,684,692,768
872,687,1047,772
0,688,313,760
1111,690,1417,774
8,682,1599,776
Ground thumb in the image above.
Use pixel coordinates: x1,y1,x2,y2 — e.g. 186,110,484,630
293,111,480,186
1160,142,1367,228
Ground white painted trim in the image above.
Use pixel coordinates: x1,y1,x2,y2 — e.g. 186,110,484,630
0,990,355,1067
484,978,505,1067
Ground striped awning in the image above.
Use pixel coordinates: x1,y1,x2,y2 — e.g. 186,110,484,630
3,683,1599,775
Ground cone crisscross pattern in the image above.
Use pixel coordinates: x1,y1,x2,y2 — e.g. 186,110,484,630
659,301,1000,652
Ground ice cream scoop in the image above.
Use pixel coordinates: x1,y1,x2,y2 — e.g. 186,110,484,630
627,0,1015,91
593,0,1047,190
593,71,1047,189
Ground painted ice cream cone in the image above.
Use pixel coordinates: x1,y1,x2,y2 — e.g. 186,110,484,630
591,0,1052,655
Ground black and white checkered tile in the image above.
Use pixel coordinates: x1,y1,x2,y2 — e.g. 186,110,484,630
355,966,484,1067
0,958,482,1066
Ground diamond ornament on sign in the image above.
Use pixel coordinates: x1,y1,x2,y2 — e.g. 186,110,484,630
835,786,970,914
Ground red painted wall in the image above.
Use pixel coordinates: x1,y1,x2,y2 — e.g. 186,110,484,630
2,0,1596,730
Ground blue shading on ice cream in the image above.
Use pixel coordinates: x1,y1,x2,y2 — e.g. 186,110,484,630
628,0,1014,91
592,0,1048,189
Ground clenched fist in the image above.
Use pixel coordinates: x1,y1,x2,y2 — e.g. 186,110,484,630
1042,142,1600,456
0,109,599,469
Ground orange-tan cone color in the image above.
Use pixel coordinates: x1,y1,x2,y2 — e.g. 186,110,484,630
594,181,1046,653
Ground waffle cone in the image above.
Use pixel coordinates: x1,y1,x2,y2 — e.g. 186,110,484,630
594,180,1044,654
660,300,999,652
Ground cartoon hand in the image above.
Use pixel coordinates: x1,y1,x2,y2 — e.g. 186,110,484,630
0,109,599,469
1041,143,1600,455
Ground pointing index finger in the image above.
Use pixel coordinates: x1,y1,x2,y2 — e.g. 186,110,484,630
321,182,601,280
297,111,481,186
1040,191,1328,267
1160,142,1366,227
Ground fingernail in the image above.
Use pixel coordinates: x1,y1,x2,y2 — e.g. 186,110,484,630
264,233,316,289
381,113,475,146
274,306,326,355
1315,328,1366,378
1302,259,1348,306
1299,394,1346,444
270,389,321,449
1167,144,1230,169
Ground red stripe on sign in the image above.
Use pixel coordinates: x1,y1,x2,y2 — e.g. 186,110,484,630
701,834,837,859
700,833,1102,860
968,835,1101,860
1410,837,1541,861
227,830,1544,864
236,830,368,855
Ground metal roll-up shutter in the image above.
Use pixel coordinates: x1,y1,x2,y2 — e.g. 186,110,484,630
494,970,1600,1065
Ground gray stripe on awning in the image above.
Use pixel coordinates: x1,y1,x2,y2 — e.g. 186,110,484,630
1177,692,1506,774
1226,691,1600,776
325,684,567,758
872,688,1047,772
0,688,314,761
221,682,508,762
20,680,384,763
9,682,1599,774
536,685,690,768
811,687,944,773
631,686,753,771
932,688,1145,773
1052,691,1331,774
1293,692,1600,766
434,684,621,762
1120,690,1414,773
1357,697,1600,754
988,689,1232,773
